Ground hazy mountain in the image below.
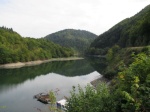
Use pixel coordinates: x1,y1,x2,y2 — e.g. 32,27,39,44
45,29,97,54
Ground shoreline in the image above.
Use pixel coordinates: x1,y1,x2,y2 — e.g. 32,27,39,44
90,76,110,88
0,57,84,69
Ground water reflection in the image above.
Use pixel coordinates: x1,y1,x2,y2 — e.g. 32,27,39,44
0,59,94,86
87,57,107,75
0,59,102,112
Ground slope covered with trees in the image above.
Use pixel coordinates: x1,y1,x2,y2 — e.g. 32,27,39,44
44,29,97,54
88,5,150,55
0,27,74,64
66,51,150,112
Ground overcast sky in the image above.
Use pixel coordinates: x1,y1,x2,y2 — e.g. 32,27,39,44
0,0,150,38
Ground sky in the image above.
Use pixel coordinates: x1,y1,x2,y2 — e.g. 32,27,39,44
0,0,150,38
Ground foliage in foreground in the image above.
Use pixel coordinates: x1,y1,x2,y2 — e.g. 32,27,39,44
66,84,114,112
114,53,150,112
66,53,150,112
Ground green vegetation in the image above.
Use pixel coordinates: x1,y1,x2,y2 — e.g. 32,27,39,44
65,5,150,112
66,83,113,112
44,29,97,54
1,4,150,112
86,4,150,80
88,5,150,55
49,91,59,112
114,53,150,112
0,27,74,64
0,59,94,85
66,51,150,112
105,46,150,79
86,46,147,80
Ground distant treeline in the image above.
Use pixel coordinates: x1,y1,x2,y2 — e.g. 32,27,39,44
0,27,74,64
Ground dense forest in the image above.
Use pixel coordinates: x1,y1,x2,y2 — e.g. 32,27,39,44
0,27,74,64
88,5,150,55
44,29,97,54
65,4,150,111
64,5,150,112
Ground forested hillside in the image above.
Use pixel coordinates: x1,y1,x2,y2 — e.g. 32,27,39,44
44,29,97,54
0,27,74,64
89,5,150,55
66,5,150,111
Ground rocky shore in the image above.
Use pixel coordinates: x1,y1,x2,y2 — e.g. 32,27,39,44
90,76,110,88
0,57,84,69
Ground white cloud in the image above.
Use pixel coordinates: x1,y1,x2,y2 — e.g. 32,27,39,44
0,0,150,38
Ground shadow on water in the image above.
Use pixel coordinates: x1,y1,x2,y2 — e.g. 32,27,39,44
0,59,95,85
86,57,108,76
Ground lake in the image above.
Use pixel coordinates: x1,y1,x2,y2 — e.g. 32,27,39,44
0,58,106,112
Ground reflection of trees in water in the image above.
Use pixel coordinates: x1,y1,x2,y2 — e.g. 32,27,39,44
0,59,94,85
87,57,107,76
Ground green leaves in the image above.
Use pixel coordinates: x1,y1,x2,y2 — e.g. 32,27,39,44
121,91,135,102
49,91,56,105
115,53,150,111
0,27,74,64
66,83,114,112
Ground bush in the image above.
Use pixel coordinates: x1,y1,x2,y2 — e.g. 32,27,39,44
66,83,115,112
114,53,150,111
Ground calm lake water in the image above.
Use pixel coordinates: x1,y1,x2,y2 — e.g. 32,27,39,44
0,58,106,112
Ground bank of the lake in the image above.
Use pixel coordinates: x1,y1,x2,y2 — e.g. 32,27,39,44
0,58,101,112
90,76,111,88
0,57,84,69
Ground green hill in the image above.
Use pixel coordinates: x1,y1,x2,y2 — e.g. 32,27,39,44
44,29,97,54
90,5,150,54
0,27,74,64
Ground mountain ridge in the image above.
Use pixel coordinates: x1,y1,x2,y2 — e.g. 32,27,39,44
90,5,150,50
44,29,97,54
